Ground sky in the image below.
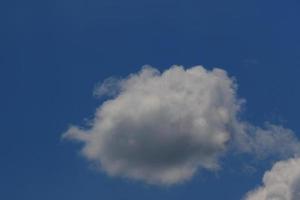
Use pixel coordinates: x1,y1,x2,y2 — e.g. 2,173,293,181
1,0,300,200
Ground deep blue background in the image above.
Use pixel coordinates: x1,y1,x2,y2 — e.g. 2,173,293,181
1,0,300,199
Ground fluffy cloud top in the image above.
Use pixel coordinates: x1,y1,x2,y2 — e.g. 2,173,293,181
244,157,300,200
63,65,300,186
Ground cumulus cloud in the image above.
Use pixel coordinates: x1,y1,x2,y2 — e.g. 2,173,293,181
244,157,300,200
63,65,300,185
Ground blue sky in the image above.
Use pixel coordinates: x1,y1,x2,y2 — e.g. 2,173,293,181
1,0,300,199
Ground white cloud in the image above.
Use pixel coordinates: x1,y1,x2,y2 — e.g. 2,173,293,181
244,157,300,200
245,124,300,159
63,65,300,185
